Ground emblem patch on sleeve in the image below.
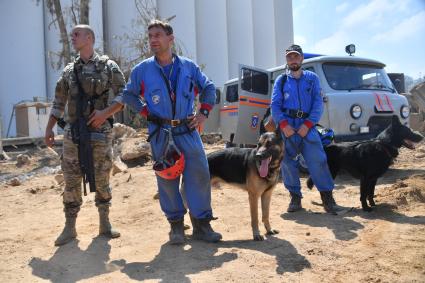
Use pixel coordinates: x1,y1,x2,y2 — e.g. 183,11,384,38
152,94,160,104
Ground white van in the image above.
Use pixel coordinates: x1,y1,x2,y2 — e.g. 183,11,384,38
205,53,410,146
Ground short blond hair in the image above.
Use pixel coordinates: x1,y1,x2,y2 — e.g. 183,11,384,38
73,24,95,44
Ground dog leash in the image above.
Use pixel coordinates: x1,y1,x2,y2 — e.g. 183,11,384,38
285,134,304,161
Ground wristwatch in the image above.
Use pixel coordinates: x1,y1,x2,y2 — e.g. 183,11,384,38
200,108,209,118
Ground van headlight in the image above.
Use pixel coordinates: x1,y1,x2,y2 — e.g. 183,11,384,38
400,105,410,118
350,104,362,119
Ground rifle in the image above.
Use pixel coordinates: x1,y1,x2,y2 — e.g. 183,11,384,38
57,118,66,129
71,65,96,196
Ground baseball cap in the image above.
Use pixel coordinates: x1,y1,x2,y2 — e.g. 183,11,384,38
285,44,303,56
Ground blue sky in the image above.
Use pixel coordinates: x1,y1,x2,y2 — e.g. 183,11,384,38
292,0,425,79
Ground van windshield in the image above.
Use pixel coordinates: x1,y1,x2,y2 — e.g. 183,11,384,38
322,63,395,92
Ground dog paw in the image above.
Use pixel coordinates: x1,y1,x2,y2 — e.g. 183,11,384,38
362,206,373,212
266,229,279,235
253,235,264,241
369,200,376,206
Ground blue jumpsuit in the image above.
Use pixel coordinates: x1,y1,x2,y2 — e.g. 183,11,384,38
121,55,216,220
271,70,334,197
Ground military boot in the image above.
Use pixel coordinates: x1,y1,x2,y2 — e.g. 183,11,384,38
55,216,77,246
287,192,302,212
168,218,185,245
98,205,120,238
320,191,343,215
190,214,222,243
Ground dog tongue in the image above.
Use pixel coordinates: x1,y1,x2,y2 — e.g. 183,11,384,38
259,157,271,178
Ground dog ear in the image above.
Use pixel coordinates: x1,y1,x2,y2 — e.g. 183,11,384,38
392,115,401,127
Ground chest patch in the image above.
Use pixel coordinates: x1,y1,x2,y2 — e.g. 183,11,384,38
284,92,290,100
152,94,160,104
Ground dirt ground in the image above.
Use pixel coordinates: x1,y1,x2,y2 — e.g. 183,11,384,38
1,138,425,283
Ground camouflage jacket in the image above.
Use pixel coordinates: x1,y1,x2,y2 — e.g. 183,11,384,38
50,52,125,132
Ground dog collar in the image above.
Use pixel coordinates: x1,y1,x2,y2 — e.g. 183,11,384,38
380,143,398,158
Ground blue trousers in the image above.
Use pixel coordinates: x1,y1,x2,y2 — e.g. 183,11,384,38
281,128,334,197
150,125,212,220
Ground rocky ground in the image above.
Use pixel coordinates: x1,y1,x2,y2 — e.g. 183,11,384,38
0,127,424,283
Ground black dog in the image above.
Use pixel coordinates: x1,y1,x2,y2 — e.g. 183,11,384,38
307,115,423,211
208,131,284,240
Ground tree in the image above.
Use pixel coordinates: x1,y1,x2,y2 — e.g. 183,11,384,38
79,0,89,25
45,0,186,127
107,0,186,128
108,0,184,78
45,0,90,69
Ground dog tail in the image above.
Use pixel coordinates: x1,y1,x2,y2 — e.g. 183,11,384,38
306,177,314,190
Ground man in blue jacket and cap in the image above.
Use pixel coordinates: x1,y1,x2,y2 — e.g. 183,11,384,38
271,44,341,214
117,20,221,244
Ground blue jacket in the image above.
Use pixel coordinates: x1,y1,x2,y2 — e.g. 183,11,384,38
271,70,323,130
122,55,216,121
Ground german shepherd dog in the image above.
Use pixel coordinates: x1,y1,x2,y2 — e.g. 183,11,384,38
307,115,423,211
207,131,284,240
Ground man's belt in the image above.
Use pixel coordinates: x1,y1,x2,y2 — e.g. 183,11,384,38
146,114,194,142
147,115,190,127
282,108,309,119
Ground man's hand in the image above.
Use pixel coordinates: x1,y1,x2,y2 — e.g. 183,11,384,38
88,109,108,129
45,129,55,148
188,113,207,129
281,125,295,138
297,124,310,138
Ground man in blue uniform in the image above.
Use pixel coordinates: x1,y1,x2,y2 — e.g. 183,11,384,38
117,20,221,244
271,44,340,214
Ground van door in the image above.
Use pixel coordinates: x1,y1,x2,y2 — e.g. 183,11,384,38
234,65,271,145
303,64,331,128
202,88,221,133
220,81,239,145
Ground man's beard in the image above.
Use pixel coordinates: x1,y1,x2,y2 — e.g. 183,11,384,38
288,64,301,71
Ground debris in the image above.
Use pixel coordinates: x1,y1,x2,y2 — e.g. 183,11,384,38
113,123,137,140
120,138,151,161
408,82,425,134
16,154,31,166
29,188,40,194
0,151,11,161
415,153,425,159
391,180,409,189
126,174,132,182
112,158,128,175
46,147,59,156
201,133,222,144
54,174,64,185
7,178,21,186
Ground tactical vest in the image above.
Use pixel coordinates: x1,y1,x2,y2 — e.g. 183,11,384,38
65,55,112,126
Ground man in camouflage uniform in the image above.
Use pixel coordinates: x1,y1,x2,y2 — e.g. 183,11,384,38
44,25,126,246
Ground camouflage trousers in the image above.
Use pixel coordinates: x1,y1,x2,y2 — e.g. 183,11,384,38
61,131,114,217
